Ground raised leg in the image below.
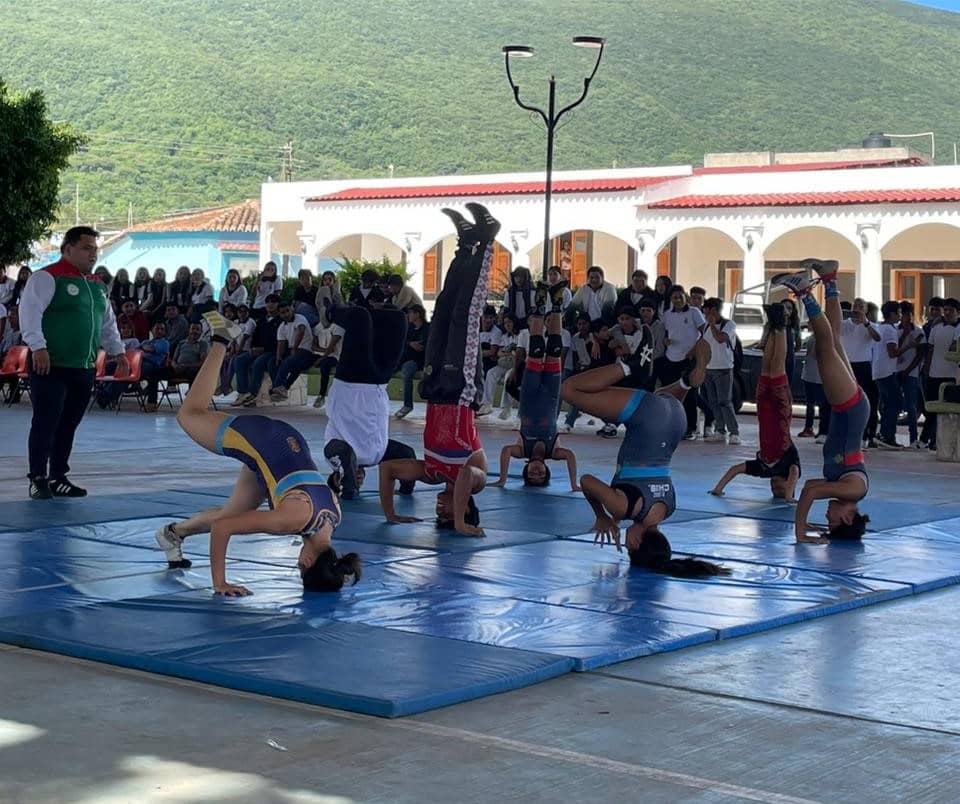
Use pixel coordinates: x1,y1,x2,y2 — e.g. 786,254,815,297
176,341,231,452
560,363,638,422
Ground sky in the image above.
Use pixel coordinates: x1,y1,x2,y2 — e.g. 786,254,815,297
904,0,960,11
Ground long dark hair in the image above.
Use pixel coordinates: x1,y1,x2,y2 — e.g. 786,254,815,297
301,547,362,592
437,495,480,530
828,512,870,540
628,530,730,578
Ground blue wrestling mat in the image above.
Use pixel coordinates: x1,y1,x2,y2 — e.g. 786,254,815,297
0,482,956,716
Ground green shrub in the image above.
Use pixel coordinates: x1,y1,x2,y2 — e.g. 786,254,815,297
334,255,410,301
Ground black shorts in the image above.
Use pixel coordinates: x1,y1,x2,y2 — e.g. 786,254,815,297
744,444,801,480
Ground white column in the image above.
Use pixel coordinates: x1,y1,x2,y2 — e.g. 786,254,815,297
635,229,657,278
406,248,428,304
742,225,765,289
258,224,274,269
856,223,882,303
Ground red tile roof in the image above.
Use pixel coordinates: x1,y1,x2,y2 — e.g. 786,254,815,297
217,241,259,252
126,199,260,233
691,157,925,175
648,188,960,209
307,176,684,203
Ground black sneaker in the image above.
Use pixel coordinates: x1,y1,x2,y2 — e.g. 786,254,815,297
29,476,53,500
549,279,570,312
464,202,501,242
533,281,550,315
440,208,476,242
49,477,88,498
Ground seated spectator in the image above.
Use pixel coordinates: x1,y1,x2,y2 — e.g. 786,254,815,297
569,266,617,325
310,320,344,410
217,304,242,395
119,321,141,351
616,270,650,311
315,270,344,327
118,299,150,341
350,269,385,308
609,305,649,388
8,266,31,309
189,269,216,316
547,266,572,312
141,322,171,412
293,269,320,325
235,304,255,353
132,267,151,308
479,305,502,378
479,313,520,417
233,293,281,407
269,301,315,401
110,268,134,312
162,302,189,354
0,304,22,402
638,296,667,385
386,274,423,311
504,267,536,330
219,268,248,312
170,322,209,384
96,322,141,408
143,268,168,323
394,303,429,419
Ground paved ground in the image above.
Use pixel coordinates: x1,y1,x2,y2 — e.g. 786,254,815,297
1,399,958,803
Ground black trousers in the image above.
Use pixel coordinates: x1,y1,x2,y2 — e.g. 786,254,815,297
331,306,408,385
419,241,492,406
27,365,95,479
660,358,698,433
851,361,877,440
921,376,951,445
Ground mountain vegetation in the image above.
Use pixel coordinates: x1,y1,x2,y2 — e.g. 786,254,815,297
1,0,959,228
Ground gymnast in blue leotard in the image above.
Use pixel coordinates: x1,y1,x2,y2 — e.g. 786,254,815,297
155,311,361,597
560,336,729,578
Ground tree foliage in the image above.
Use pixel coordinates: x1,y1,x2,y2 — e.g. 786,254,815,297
1,0,959,228
0,79,84,264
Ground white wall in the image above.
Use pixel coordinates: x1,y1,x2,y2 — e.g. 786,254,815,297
359,234,403,263
591,233,634,287
882,223,960,260
764,227,860,268
673,228,742,294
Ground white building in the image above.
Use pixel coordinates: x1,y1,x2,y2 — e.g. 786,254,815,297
260,145,960,312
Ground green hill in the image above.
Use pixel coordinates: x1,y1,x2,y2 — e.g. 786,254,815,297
2,0,960,227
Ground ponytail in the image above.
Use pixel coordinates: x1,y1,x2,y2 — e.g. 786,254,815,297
628,530,730,578
301,548,362,592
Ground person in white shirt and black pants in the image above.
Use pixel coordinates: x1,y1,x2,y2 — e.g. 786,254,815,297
660,285,706,438
874,301,903,449
839,297,881,447
922,298,959,450
897,301,926,448
701,298,740,444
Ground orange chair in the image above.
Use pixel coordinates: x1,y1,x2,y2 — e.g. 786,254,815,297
87,349,110,411
0,345,29,404
99,349,145,412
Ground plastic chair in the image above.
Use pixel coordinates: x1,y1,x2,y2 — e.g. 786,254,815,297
87,350,109,410
100,349,145,412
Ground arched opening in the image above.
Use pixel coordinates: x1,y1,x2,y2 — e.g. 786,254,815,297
420,236,513,301
662,227,742,297
529,230,638,289
881,223,960,312
318,233,405,266
764,227,860,300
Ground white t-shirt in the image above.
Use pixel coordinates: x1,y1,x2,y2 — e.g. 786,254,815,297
479,326,502,351
585,287,605,322
840,319,877,363
0,278,15,307
662,306,706,362
703,319,737,370
252,276,283,309
219,284,248,310
873,322,899,380
278,314,313,351
190,281,214,306
928,320,959,378
896,324,925,379
313,323,345,360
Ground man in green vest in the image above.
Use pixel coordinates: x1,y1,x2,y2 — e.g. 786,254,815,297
19,226,127,499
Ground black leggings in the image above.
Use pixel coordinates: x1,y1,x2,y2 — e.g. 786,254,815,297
419,240,493,406
324,438,417,497
331,306,408,385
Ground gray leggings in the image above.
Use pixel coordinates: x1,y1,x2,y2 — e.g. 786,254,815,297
703,368,739,435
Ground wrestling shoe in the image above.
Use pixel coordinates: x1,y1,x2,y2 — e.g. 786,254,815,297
549,279,569,311
440,208,476,242
155,523,193,569
728,434,742,446
232,393,253,406
464,202,501,242
534,281,550,316
202,311,242,345
313,395,326,410
28,476,52,500
763,302,786,330
799,258,839,282
49,477,87,498
770,272,815,297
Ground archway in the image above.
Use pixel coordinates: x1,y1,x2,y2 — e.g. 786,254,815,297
420,236,513,302
529,230,638,289
764,226,860,300
317,233,405,265
657,227,743,297
880,223,960,311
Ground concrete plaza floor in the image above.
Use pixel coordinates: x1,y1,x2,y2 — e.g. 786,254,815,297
1,400,958,803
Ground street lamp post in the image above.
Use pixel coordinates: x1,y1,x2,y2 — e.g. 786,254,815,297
502,36,606,280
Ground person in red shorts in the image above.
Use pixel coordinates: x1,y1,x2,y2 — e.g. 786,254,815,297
709,302,801,500
378,203,499,537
